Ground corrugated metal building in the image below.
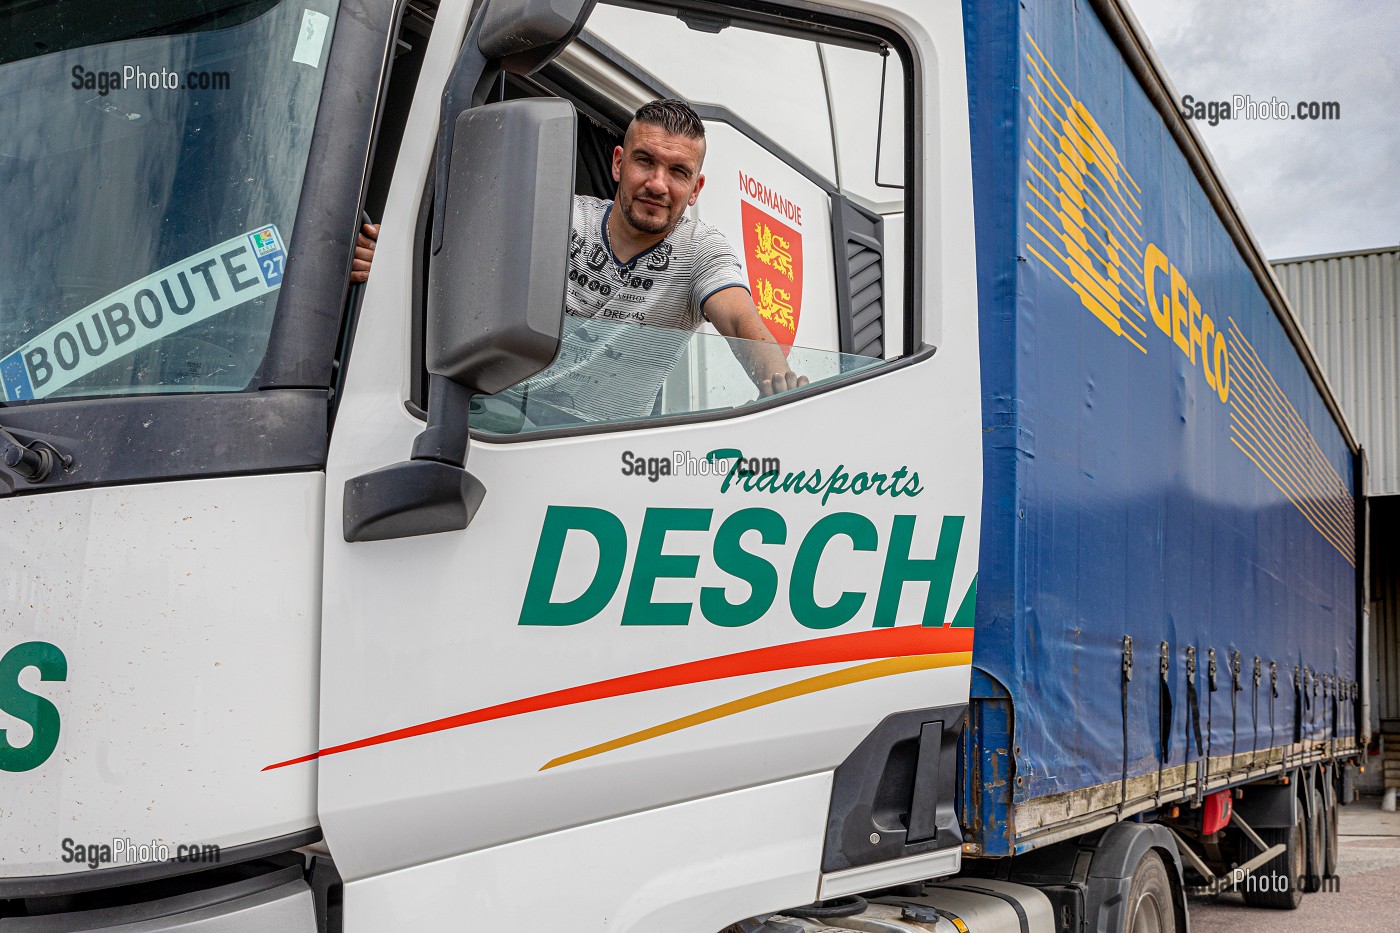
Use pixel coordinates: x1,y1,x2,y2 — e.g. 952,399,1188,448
1274,247,1400,496
1273,247,1400,775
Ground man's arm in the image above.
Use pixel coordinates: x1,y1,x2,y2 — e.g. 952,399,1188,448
702,286,809,396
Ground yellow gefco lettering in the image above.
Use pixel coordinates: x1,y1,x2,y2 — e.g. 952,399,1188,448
1143,242,1228,404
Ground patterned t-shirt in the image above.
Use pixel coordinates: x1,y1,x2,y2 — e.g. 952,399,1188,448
524,195,747,421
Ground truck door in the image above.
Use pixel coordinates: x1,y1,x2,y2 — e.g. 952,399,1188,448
304,0,983,924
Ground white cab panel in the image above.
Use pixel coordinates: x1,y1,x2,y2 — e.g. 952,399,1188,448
344,773,831,933
1,474,322,878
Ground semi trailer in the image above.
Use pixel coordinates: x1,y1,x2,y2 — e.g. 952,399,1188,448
0,0,1365,930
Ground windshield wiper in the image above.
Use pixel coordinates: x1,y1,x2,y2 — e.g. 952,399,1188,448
0,423,70,483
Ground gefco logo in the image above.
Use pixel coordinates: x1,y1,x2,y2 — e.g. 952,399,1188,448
1144,244,1229,403
1,641,67,773
520,449,973,630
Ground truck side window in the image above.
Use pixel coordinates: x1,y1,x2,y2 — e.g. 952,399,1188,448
466,2,910,437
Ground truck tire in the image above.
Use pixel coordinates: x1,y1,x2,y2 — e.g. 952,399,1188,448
1122,850,1176,933
1302,785,1324,892
1323,780,1339,878
1240,808,1304,909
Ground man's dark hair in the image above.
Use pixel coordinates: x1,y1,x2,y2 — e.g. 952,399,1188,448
631,98,705,140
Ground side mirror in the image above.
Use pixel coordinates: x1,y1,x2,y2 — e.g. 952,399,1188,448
428,98,576,395
343,98,578,543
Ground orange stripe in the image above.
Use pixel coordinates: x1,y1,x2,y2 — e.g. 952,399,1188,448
262,626,974,770
541,653,973,770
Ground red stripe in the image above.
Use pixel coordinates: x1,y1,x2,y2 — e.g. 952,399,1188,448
263,626,972,770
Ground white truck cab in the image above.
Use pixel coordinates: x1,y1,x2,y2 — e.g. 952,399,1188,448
2,1,989,930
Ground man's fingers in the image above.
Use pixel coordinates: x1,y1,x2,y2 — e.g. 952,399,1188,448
354,245,375,262
362,222,380,241
759,371,808,396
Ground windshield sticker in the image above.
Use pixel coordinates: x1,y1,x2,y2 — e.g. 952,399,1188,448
292,10,331,68
0,225,286,402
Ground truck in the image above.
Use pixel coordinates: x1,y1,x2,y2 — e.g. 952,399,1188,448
0,0,1366,930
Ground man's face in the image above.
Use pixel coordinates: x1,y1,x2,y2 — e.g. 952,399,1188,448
612,121,707,236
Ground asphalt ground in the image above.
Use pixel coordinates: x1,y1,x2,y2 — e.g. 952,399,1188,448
1187,796,1400,932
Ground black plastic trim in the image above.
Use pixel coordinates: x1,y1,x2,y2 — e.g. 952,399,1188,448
259,0,398,388
1082,823,1183,933
343,456,487,541
822,705,966,873
0,828,321,899
831,194,887,358
5,866,307,932
0,391,329,496
307,855,344,933
1235,775,1300,829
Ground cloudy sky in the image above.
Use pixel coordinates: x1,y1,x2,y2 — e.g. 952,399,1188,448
1131,0,1400,260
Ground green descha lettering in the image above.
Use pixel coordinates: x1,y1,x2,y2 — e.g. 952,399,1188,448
519,506,627,625
700,508,787,627
519,505,969,630
873,515,964,626
623,508,713,625
950,574,977,628
0,641,67,773
790,513,879,629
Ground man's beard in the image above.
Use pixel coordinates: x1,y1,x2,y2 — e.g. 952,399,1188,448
620,192,676,235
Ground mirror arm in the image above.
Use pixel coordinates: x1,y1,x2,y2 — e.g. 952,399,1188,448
431,3,501,256
410,375,474,466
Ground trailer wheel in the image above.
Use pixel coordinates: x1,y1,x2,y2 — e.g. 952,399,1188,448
1322,780,1339,878
1240,807,1305,910
1122,850,1176,933
1302,784,1324,892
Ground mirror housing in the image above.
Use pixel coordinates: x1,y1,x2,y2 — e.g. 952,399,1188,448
478,0,599,75
343,97,578,543
428,98,576,395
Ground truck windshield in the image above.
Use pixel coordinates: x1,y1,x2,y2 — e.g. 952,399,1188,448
0,0,339,404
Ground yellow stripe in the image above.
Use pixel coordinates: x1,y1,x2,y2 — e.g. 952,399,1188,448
1226,322,1355,537
1228,325,1352,506
1025,91,1146,263
1228,363,1352,535
1227,366,1350,535
1026,34,1142,196
1231,435,1354,564
1231,416,1351,555
1024,41,1143,211
539,652,974,771
1024,224,1147,352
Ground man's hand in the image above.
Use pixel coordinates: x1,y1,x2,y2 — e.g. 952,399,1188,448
350,222,379,284
703,286,808,397
760,370,809,396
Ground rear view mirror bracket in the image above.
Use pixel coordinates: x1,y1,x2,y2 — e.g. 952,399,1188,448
345,96,578,543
